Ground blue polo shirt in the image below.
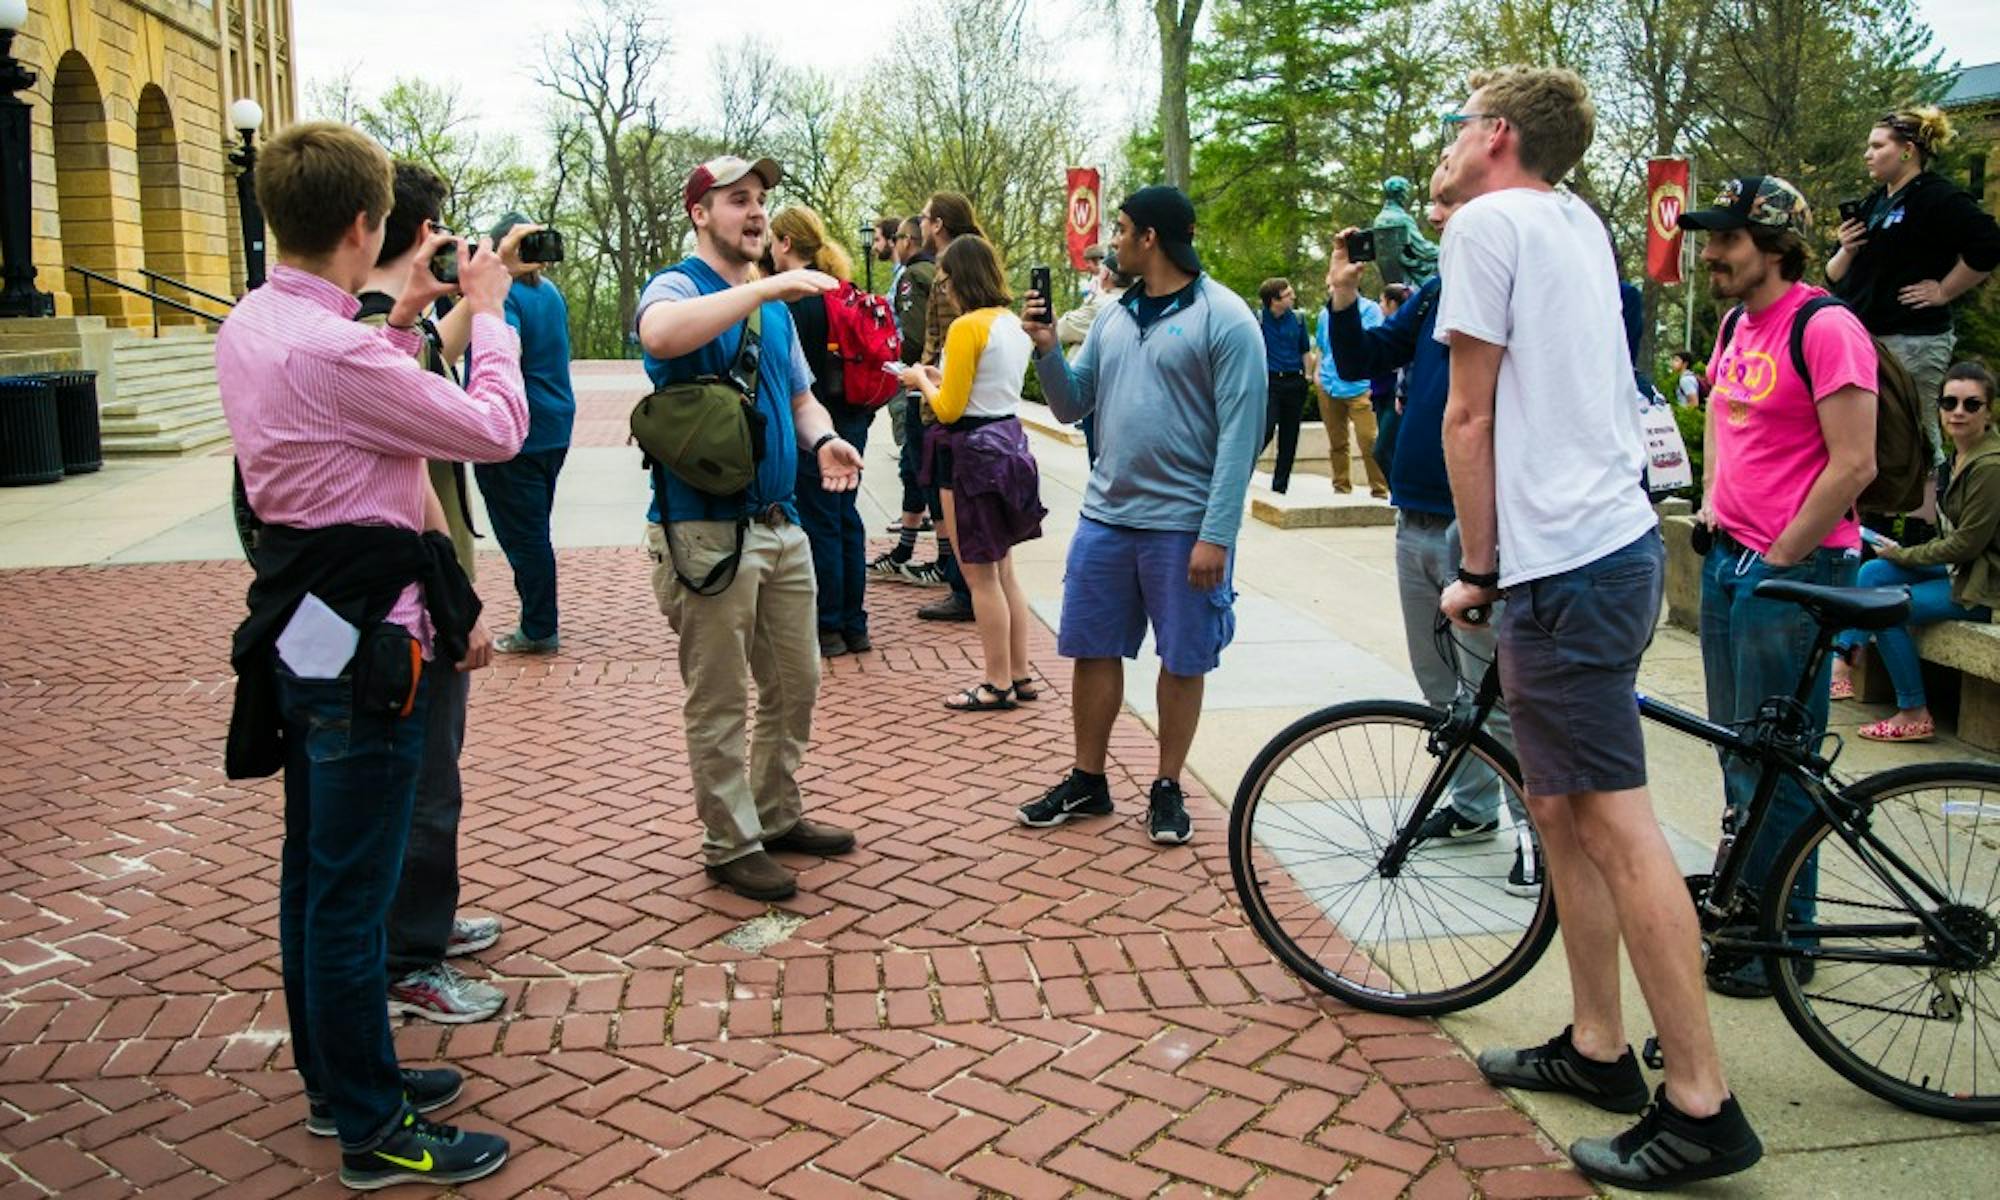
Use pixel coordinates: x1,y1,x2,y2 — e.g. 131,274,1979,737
1259,307,1311,374
636,257,815,524
1315,298,1382,399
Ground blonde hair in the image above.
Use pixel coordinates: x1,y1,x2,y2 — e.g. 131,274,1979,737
768,206,853,282
1467,65,1595,184
1878,106,1956,165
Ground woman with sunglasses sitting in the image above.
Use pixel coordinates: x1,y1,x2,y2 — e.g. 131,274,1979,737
1831,362,2000,740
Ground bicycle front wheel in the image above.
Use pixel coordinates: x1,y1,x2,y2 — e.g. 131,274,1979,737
1763,761,2000,1121
1229,700,1556,1015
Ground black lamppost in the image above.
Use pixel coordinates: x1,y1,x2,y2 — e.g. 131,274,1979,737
0,0,54,318
228,97,266,291
859,220,875,294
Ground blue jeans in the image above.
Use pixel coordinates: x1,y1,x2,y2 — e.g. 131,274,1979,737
797,409,871,637
475,447,568,640
1834,559,1989,710
385,664,466,978
1700,542,1856,924
276,664,428,1150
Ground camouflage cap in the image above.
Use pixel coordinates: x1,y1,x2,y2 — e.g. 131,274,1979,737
1676,175,1812,236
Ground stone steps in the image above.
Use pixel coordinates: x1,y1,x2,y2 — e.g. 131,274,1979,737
98,330,230,456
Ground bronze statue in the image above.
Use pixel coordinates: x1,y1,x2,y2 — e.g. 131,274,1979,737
1371,176,1438,285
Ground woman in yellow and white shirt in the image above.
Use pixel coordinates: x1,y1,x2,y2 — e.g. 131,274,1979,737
902,235,1047,711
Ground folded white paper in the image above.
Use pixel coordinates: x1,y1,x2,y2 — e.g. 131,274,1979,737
276,592,360,679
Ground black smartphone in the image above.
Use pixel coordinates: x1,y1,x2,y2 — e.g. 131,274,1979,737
1344,228,1377,263
1837,199,1864,226
519,229,565,264
1028,266,1053,323
430,241,477,284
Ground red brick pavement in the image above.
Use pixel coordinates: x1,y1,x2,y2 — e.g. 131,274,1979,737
0,546,1595,1197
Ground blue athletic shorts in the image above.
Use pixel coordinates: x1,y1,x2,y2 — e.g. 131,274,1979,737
1058,517,1237,677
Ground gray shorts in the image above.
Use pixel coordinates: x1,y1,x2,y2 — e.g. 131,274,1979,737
1496,531,1664,796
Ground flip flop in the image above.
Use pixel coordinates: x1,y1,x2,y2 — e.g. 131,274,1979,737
1011,678,1039,701
1858,718,1934,742
1829,677,1855,700
944,683,1017,712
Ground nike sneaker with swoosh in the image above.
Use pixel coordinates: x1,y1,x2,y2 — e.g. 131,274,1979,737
338,1110,508,1190
1017,769,1114,827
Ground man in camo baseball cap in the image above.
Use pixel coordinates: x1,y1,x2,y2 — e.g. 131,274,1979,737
1676,175,1812,236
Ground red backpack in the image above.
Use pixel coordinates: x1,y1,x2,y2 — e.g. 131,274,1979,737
822,282,902,408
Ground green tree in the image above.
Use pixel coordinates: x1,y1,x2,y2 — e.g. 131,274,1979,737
353,78,535,231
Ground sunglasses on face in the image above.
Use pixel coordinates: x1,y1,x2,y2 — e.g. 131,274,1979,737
1940,395,1987,414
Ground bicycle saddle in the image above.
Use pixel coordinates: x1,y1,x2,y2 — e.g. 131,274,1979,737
1752,580,1911,631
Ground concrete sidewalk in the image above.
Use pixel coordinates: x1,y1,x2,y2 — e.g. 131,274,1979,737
2,359,1995,1195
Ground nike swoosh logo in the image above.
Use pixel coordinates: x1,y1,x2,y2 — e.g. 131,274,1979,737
375,1149,433,1171
1060,795,1096,812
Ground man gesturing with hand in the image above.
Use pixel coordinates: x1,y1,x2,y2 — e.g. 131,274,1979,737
1013,185,1266,846
635,155,862,903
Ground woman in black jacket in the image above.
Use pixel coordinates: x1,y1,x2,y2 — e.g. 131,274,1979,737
1829,105,2000,491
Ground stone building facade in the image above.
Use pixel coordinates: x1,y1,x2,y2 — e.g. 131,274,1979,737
11,0,297,327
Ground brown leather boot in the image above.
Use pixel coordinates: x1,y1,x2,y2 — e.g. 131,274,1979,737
763,818,856,856
705,851,797,900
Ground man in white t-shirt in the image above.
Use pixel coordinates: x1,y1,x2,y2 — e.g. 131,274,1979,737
1433,66,1762,1190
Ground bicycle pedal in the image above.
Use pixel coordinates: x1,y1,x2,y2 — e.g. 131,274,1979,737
1642,1035,1665,1071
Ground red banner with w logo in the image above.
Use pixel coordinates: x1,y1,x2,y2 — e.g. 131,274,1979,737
1646,158,1690,284
1066,167,1101,270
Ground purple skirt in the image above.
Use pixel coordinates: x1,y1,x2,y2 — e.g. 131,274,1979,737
925,416,1045,564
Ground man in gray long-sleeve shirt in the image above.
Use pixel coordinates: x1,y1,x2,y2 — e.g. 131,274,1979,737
1016,186,1267,845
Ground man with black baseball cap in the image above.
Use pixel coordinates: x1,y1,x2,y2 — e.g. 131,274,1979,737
1681,174,1879,999
1017,185,1267,846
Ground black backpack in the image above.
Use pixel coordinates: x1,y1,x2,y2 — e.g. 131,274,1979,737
1718,296,1925,514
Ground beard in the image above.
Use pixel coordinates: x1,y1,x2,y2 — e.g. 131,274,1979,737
713,225,766,266
1707,259,1763,301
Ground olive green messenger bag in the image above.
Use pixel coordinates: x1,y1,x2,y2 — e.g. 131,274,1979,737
630,307,765,595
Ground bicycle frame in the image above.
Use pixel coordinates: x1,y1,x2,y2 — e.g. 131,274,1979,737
1425,615,1980,967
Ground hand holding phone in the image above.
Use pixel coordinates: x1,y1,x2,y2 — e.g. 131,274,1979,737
1027,266,1053,325
1343,228,1378,264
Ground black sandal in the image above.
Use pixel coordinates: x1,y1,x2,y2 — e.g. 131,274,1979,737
1011,677,1039,701
944,682,1018,711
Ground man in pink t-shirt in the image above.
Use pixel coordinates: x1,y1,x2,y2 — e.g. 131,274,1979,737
1681,175,1878,999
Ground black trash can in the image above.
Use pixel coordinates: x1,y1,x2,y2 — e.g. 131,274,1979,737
37,371,103,474
0,376,64,487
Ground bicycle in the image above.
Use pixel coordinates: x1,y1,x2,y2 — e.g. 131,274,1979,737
1228,579,2000,1121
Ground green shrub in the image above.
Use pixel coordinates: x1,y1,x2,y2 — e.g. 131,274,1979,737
1672,402,1706,507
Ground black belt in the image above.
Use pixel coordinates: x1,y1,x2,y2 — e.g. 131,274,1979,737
1269,370,1304,379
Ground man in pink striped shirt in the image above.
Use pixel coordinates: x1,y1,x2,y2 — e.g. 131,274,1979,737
217,122,524,1190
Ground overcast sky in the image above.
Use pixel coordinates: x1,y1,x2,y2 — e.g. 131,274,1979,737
292,0,2000,163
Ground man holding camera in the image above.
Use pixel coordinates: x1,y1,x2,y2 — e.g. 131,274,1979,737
1313,278,1387,497
635,155,864,902
219,122,525,1189
1433,67,1760,1189
1017,186,1266,846
353,164,542,1026
475,213,575,656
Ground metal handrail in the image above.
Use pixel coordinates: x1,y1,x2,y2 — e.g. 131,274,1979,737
66,264,229,336
136,267,235,311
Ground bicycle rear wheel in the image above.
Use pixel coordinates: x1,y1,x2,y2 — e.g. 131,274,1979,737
1762,761,2000,1121
1229,700,1556,1015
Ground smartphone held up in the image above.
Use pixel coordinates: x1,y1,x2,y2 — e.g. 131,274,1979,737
1027,265,1053,325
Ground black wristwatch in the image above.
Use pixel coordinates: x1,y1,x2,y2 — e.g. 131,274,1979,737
811,432,839,456
1457,566,1500,589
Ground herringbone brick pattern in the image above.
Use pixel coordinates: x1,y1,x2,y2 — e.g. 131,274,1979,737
0,547,1594,1197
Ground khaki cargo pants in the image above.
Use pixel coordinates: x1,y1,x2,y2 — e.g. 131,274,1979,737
647,517,820,866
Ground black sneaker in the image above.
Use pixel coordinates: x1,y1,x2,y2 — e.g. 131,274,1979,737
1707,955,1814,999
1412,805,1501,844
1147,779,1193,844
1570,1086,1762,1191
1476,1026,1651,1113
1505,841,1541,898
917,594,975,621
1018,771,1114,827
307,1068,464,1137
339,1109,508,1190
